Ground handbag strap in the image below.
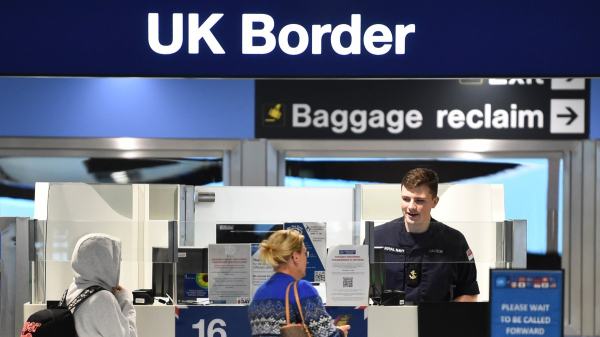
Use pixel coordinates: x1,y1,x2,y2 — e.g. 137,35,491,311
292,282,307,326
284,281,312,337
284,282,295,325
284,281,310,331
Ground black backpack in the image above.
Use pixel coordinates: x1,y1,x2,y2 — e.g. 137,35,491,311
21,286,106,337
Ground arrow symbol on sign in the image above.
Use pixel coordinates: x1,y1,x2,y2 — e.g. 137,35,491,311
557,107,578,125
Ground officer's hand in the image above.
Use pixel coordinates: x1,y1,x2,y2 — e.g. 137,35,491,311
338,325,350,336
112,285,124,294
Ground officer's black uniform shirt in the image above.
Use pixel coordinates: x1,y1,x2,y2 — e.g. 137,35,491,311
374,217,479,302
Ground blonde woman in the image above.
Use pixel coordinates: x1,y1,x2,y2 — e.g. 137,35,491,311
248,230,350,337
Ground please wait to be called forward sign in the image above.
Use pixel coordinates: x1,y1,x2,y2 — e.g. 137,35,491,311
490,270,563,337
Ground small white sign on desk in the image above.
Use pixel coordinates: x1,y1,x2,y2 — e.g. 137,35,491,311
208,244,252,304
369,306,418,337
325,245,369,306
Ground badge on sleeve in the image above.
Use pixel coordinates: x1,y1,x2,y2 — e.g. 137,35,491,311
466,248,474,261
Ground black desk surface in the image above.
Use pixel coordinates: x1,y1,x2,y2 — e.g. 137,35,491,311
418,302,490,337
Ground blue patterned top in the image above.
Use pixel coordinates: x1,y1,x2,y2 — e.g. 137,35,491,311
248,273,343,337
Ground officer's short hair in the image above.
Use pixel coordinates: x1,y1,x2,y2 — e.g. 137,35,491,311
402,168,438,198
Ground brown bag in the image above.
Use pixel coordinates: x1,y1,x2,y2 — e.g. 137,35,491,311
280,281,312,337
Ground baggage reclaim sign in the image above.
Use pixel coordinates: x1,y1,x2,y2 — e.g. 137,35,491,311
255,79,590,140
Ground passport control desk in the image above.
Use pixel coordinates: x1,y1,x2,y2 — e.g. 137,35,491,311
23,183,512,337
24,302,487,337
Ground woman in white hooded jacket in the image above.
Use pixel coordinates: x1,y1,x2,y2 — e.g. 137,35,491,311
65,233,137,337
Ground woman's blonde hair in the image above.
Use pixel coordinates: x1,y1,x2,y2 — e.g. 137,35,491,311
259,229,304,267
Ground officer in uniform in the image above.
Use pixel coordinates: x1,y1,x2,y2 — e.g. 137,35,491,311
374,168,479,302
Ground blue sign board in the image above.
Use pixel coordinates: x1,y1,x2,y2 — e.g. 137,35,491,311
490,270,563,337
1,1,600,77
176,305,251,337
183,273,209,299
176,305,367,337
284,223,326,283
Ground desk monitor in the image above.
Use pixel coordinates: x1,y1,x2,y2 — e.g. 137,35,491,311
369,246,386,301
152,247,208,303
216,224,283,244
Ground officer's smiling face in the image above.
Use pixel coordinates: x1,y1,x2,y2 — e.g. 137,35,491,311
401,184,439,231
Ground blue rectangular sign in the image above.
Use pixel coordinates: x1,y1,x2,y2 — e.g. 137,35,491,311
1,0,599,77
183,273,208,298
176,305,251,337
490,270,563,337
284,223,326,283
175,305,367,337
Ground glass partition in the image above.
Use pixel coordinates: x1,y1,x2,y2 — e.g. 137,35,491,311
31,219,175,304
178,220,361,304
365,220,500,303
363,220,499,260
30,218,512,305
188,220,361,250
283,157,555,259
179,220,505,304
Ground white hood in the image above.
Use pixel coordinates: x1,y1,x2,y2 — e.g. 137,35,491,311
70,233,121,293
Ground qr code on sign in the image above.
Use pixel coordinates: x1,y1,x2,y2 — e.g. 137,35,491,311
343,277,353,288
314,271,326,282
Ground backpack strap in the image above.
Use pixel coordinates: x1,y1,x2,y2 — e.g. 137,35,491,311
58,286,106,311
58,289,69,308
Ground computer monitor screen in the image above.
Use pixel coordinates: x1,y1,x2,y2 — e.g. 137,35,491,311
152,247,208,303
369,246,386,301
216,224,283,244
